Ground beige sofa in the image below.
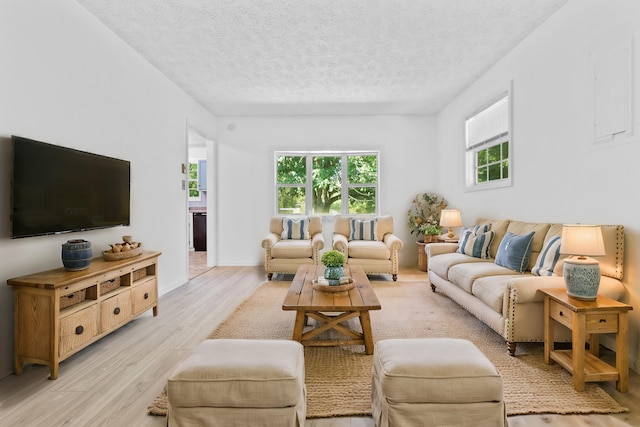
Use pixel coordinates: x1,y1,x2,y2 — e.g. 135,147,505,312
332,215,404,281
262,216,325,280
427,219,625,355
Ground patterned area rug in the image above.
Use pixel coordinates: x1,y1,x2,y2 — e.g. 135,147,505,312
148,279,628,418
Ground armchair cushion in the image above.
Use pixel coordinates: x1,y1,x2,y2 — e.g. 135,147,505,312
350,218,378,241
348,240,391,260
271,240,313,258
281,217,310,240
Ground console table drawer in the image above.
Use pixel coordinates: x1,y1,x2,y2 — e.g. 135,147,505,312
100,290,132,332
132,279,157,315
59,305,98,357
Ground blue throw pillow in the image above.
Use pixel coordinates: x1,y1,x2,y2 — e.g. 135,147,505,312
495,231,535,273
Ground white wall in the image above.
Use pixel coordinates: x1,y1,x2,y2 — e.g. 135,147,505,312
0,0,216,378
215,115,437,268
436,0,640,370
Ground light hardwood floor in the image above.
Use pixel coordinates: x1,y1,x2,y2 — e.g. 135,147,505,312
0,265,637,426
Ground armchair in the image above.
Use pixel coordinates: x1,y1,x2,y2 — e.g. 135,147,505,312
262,216,324,280
332,215,403,281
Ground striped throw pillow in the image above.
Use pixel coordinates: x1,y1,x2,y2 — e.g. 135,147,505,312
281,217,310,240
457,230,494,259
350,218,378,241
532,235,562,276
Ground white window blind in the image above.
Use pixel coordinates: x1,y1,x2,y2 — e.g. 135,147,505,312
465,95,509,148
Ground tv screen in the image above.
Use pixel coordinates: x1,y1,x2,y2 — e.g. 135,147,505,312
11,135,131,238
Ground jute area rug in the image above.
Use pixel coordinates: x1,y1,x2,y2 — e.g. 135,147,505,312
148,279,628,418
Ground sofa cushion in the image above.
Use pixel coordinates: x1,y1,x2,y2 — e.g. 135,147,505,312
350,218,377,241
271,240,312,258
531,235,562,276
495,231,535,273
429,252,488,280
471,274,526,314
457,230,494,259
348,240,390,260
281,217,310,240
448,262,517,294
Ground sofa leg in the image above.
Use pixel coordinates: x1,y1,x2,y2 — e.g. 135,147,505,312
507,341,516,356
392,274,398,281
430,283,436,292
267,273,273,281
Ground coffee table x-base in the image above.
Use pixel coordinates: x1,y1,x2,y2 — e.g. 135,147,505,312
282,265,381,354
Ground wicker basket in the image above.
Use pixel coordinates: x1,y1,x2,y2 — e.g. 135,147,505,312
60,289,86,309
100,276,121,294
102,245,143,261
132,268,147,282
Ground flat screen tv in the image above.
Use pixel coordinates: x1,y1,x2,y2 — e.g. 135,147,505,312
11,135,131,238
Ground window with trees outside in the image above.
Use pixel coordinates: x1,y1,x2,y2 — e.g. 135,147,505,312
465,92,512,191
188,162,201,201
275,152,379,215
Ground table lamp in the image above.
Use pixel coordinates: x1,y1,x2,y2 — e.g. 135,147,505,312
559,224,606,301
439,209,462,239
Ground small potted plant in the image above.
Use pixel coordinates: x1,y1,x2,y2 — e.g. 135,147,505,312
422,224,442,243
321,250,346,283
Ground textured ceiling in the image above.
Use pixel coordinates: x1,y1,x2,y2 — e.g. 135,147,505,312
75,0,568,116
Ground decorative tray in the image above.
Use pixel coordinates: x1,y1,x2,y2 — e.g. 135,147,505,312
312,277,355,292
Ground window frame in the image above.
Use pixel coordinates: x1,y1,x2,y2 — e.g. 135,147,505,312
464,88,513,192
188,161,202,201
274,150,380,216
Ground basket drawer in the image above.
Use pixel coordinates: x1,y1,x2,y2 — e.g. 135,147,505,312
60,289,86,309
99,276,121,295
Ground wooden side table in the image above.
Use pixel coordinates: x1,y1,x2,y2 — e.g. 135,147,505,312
417,237,459,272
541,288,632,392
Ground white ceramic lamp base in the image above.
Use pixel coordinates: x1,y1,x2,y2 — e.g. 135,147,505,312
563,256,601,301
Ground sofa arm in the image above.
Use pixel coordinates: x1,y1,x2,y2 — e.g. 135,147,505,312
311,232,325,251
262,233,280,250
425,242,458,259
383,233,404,252
333,234,349,258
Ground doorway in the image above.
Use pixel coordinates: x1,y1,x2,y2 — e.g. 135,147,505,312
188,128,216,278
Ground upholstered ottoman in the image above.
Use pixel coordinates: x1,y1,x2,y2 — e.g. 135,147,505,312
372,338,506,427
167,339,306,427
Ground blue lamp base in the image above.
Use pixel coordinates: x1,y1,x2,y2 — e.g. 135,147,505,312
563,256,600,301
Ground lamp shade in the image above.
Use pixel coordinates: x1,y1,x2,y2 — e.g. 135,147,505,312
559,224,605,257
439,209,462,238
439,209,462,228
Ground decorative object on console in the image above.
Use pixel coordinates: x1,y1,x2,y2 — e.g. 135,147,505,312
560,224,606,301
439,208,462,239
321,249,346,284
103,239,143,261
61,239,93,271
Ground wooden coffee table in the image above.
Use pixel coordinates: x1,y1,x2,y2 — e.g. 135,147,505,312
282,264,381,354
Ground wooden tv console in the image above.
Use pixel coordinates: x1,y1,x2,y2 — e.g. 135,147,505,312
7,250,160,380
